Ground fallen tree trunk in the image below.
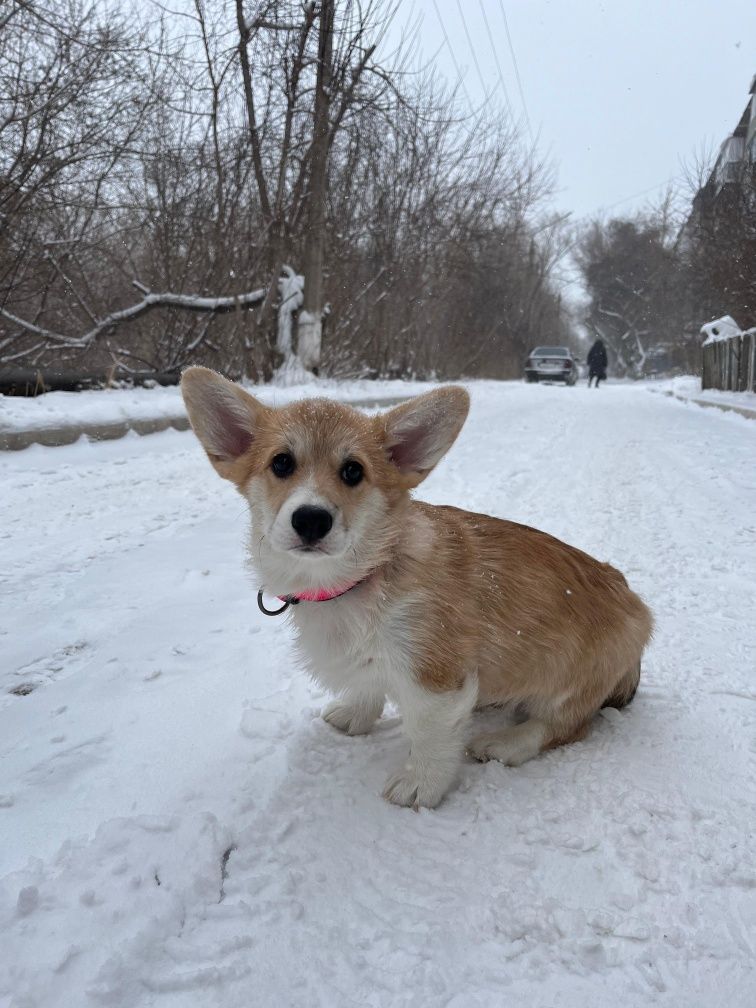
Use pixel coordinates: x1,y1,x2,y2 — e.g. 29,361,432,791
0,368,181,397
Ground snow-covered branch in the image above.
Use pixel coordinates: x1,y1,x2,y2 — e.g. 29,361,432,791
0,281,268,350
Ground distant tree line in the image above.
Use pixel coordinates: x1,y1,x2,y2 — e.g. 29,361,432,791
0,0,573,384
574,159,756,377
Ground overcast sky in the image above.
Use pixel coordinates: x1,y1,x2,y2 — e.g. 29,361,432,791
389,0,756,222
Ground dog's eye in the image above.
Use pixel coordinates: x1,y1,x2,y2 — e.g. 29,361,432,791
340,460,363,487
271,452,295,478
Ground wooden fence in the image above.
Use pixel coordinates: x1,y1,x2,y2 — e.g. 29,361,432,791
702,330,756,392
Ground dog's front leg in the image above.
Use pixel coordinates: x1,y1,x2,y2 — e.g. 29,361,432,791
322,689,385,736
383,673,478,809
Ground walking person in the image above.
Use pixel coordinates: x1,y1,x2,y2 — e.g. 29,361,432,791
587,339,608,387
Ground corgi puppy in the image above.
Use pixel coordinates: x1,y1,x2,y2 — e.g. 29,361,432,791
181,368,653,809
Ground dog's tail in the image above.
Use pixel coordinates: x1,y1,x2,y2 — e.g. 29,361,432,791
602,661,641,709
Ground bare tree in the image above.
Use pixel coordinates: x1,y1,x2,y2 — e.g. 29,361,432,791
0,0,572,385
682,156,756,330
574,211,689,376
0,0,157,363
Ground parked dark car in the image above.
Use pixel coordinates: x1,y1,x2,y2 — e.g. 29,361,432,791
524,346,578,385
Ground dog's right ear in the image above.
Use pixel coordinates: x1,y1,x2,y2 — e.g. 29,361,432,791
180,367,267,483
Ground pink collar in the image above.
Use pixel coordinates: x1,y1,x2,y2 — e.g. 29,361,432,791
281,582,360,603
257,580,362,616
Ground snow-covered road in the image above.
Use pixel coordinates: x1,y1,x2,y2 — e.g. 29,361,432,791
1,382,755,1007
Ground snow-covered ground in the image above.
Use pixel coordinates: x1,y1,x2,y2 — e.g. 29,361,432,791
0,377,435,434
3,375,754,451
648,374,756,415
1,382,755,1007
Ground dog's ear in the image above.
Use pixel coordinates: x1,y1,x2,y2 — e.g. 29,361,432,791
380,386,470,487
181,367,267,483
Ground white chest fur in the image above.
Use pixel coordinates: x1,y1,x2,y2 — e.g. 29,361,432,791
291,588,415,702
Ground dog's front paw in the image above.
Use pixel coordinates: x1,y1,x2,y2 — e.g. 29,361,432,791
382,764,451,809
322,698,381,736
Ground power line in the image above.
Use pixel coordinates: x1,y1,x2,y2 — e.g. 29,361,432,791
477,0,513,119
497,0,533,142
600,176,678,213
431,0,472,111
455,0,496,106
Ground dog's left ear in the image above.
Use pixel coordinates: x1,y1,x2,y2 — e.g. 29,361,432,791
380,386,470,487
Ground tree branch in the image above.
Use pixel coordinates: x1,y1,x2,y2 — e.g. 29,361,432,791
0,280,268,350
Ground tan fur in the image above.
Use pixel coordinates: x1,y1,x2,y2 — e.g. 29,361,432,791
181,367,653,803
377,504,652,746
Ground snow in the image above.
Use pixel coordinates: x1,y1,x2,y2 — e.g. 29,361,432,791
645,375,756,416
296,310,322,372
2,382,755,1006
0,377,436,436
0,384,188,433
700,315,742,346
276,266,304,360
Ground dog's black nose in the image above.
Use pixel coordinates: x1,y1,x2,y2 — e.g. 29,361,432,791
291,505,333,544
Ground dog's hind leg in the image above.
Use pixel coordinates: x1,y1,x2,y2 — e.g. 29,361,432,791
602,661,641,709
469,718,547,766
468,717,591,766
470,656,642,767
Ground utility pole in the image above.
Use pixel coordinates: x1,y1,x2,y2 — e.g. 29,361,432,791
297,0,334,373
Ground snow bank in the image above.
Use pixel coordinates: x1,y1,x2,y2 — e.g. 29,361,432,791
0,377,444,436
700,315,742,346
644,375,756,416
